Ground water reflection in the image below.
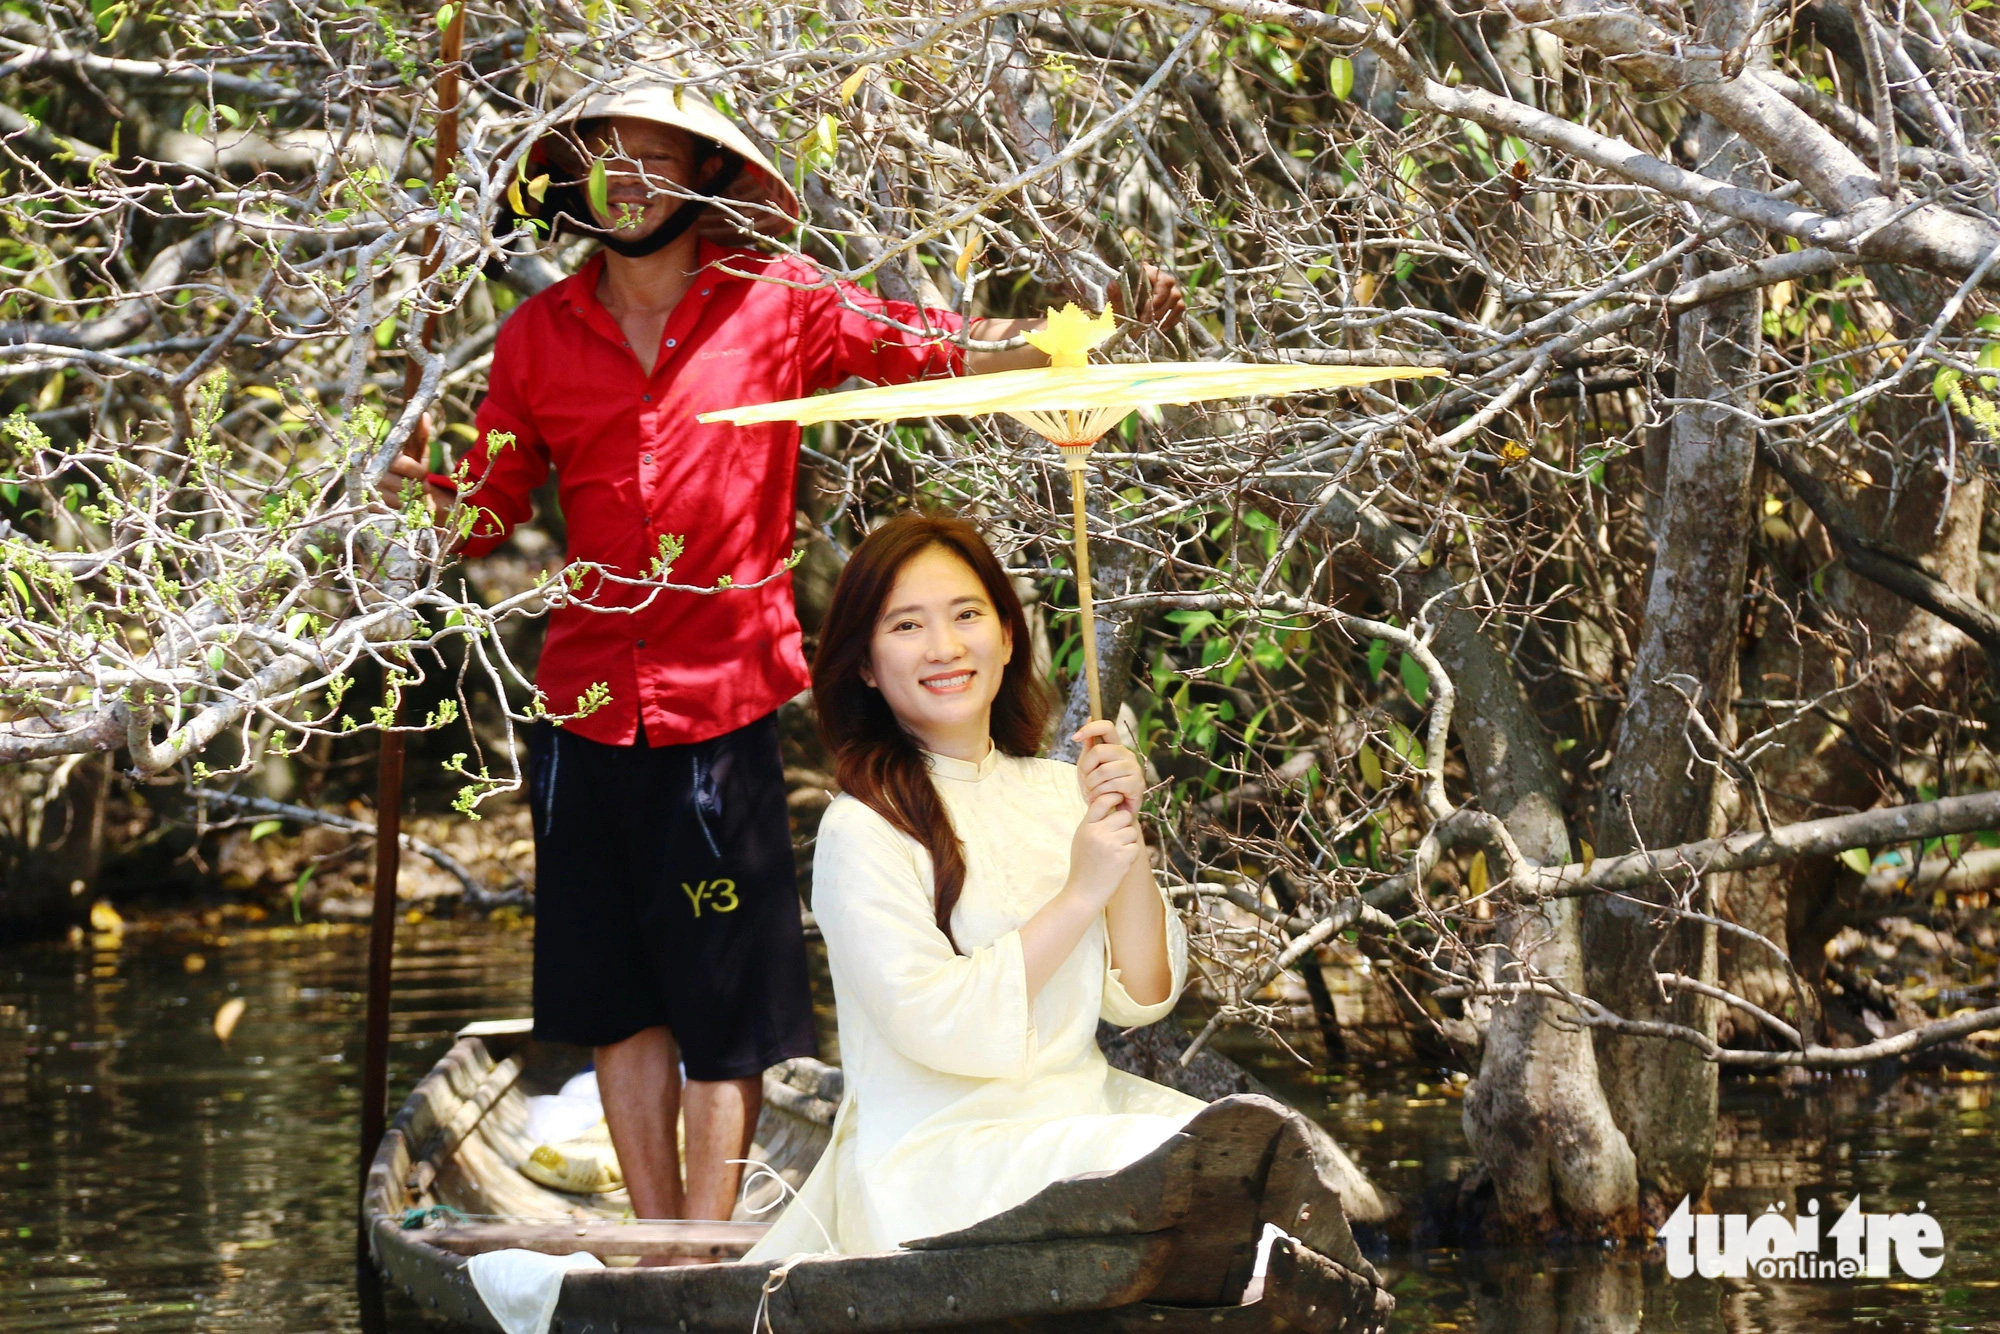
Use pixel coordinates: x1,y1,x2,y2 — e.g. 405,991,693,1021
1,913,536,1332
4,918,1997,1332
1221,1033,2000,1333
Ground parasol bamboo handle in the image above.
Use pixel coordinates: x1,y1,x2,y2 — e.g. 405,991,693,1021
1067,456,1102,724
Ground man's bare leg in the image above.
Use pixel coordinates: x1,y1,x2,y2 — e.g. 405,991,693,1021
594,1026,684,1220
681,1076,762,1221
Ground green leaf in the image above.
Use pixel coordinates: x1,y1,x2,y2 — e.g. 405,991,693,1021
250,819,283,842
1,482,17,506
1328,57,1354,101
1978,344,2000,391
1385,719,1426,768
436,2,456,27
1358,745,1383,790
207,645,227,673
586,157,609,218
1366,638,1391,679
1838,846,1873,875
291,865,313,925
1165,608,1219,643
216,104,243,129
182,104,209,136
1399,652,1430,707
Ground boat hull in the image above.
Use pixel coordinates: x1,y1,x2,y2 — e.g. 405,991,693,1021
363,1025,1392,1333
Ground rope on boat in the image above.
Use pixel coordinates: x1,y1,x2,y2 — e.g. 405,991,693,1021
754,1255,805,1334
733,1154,838,1331
728,1157,834,1254
400,1204,470,1229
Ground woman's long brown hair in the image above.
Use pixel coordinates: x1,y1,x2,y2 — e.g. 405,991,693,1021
812,513,1051,949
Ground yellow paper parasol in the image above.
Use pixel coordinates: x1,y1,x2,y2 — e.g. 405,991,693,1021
701,305,1443,720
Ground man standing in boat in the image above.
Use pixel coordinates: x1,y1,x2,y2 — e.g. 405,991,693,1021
381,67,1184,1228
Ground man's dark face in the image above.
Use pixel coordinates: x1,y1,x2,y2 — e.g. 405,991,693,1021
580,117,704,241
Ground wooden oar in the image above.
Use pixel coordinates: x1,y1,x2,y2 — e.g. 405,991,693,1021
359,0,465,1300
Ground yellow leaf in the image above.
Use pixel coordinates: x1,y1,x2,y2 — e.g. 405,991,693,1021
35,375,62,412
839,67,867,104
213,996,246,1043
506,178,525,215
1467,851,1488,899
955,232,982,281
89,901,123,933
526,173,549,203
1022,303,1118,368
1763,495,1785,516
1498,440,1530,466
1769,280,1794,311
1579,839,1595,873
1358,745,1383,790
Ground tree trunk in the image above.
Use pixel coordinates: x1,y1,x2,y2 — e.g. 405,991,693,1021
1718,265,1986,1031
1585,109,1763,1214
1306,487,1639,1239
1440,601,1639,1240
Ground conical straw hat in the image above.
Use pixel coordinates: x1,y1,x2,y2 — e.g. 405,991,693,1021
536,68,799,237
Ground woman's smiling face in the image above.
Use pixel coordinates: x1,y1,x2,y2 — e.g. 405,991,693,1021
860,544,1014,758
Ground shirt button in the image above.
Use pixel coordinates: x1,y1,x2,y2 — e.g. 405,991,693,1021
700,289,710,296
665,338,677,349
642,453,653,464
642,393,652,402
637,639,647,648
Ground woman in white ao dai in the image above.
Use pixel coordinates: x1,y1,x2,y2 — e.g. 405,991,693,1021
747,516,1203,1260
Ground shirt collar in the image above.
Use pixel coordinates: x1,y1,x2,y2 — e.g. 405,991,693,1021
557,240,758,308
923,743,1000,783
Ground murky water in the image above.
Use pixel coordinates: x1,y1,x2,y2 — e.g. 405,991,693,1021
1221,1036,2000,1332
4,917,1998,1332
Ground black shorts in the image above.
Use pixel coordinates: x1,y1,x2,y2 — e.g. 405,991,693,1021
526,712,817,1079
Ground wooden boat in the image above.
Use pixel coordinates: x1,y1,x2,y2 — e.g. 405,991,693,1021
364,1019,1395,1333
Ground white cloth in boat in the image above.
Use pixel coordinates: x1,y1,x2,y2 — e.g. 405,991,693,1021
466,1248,603,1334
746,746,1203,1260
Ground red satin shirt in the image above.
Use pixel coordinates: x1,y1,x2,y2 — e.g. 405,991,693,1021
458,243,965,746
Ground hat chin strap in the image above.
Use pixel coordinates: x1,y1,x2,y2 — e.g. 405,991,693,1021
570,156,746,259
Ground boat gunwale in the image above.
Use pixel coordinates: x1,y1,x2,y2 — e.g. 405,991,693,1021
363,1029,1393,1333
